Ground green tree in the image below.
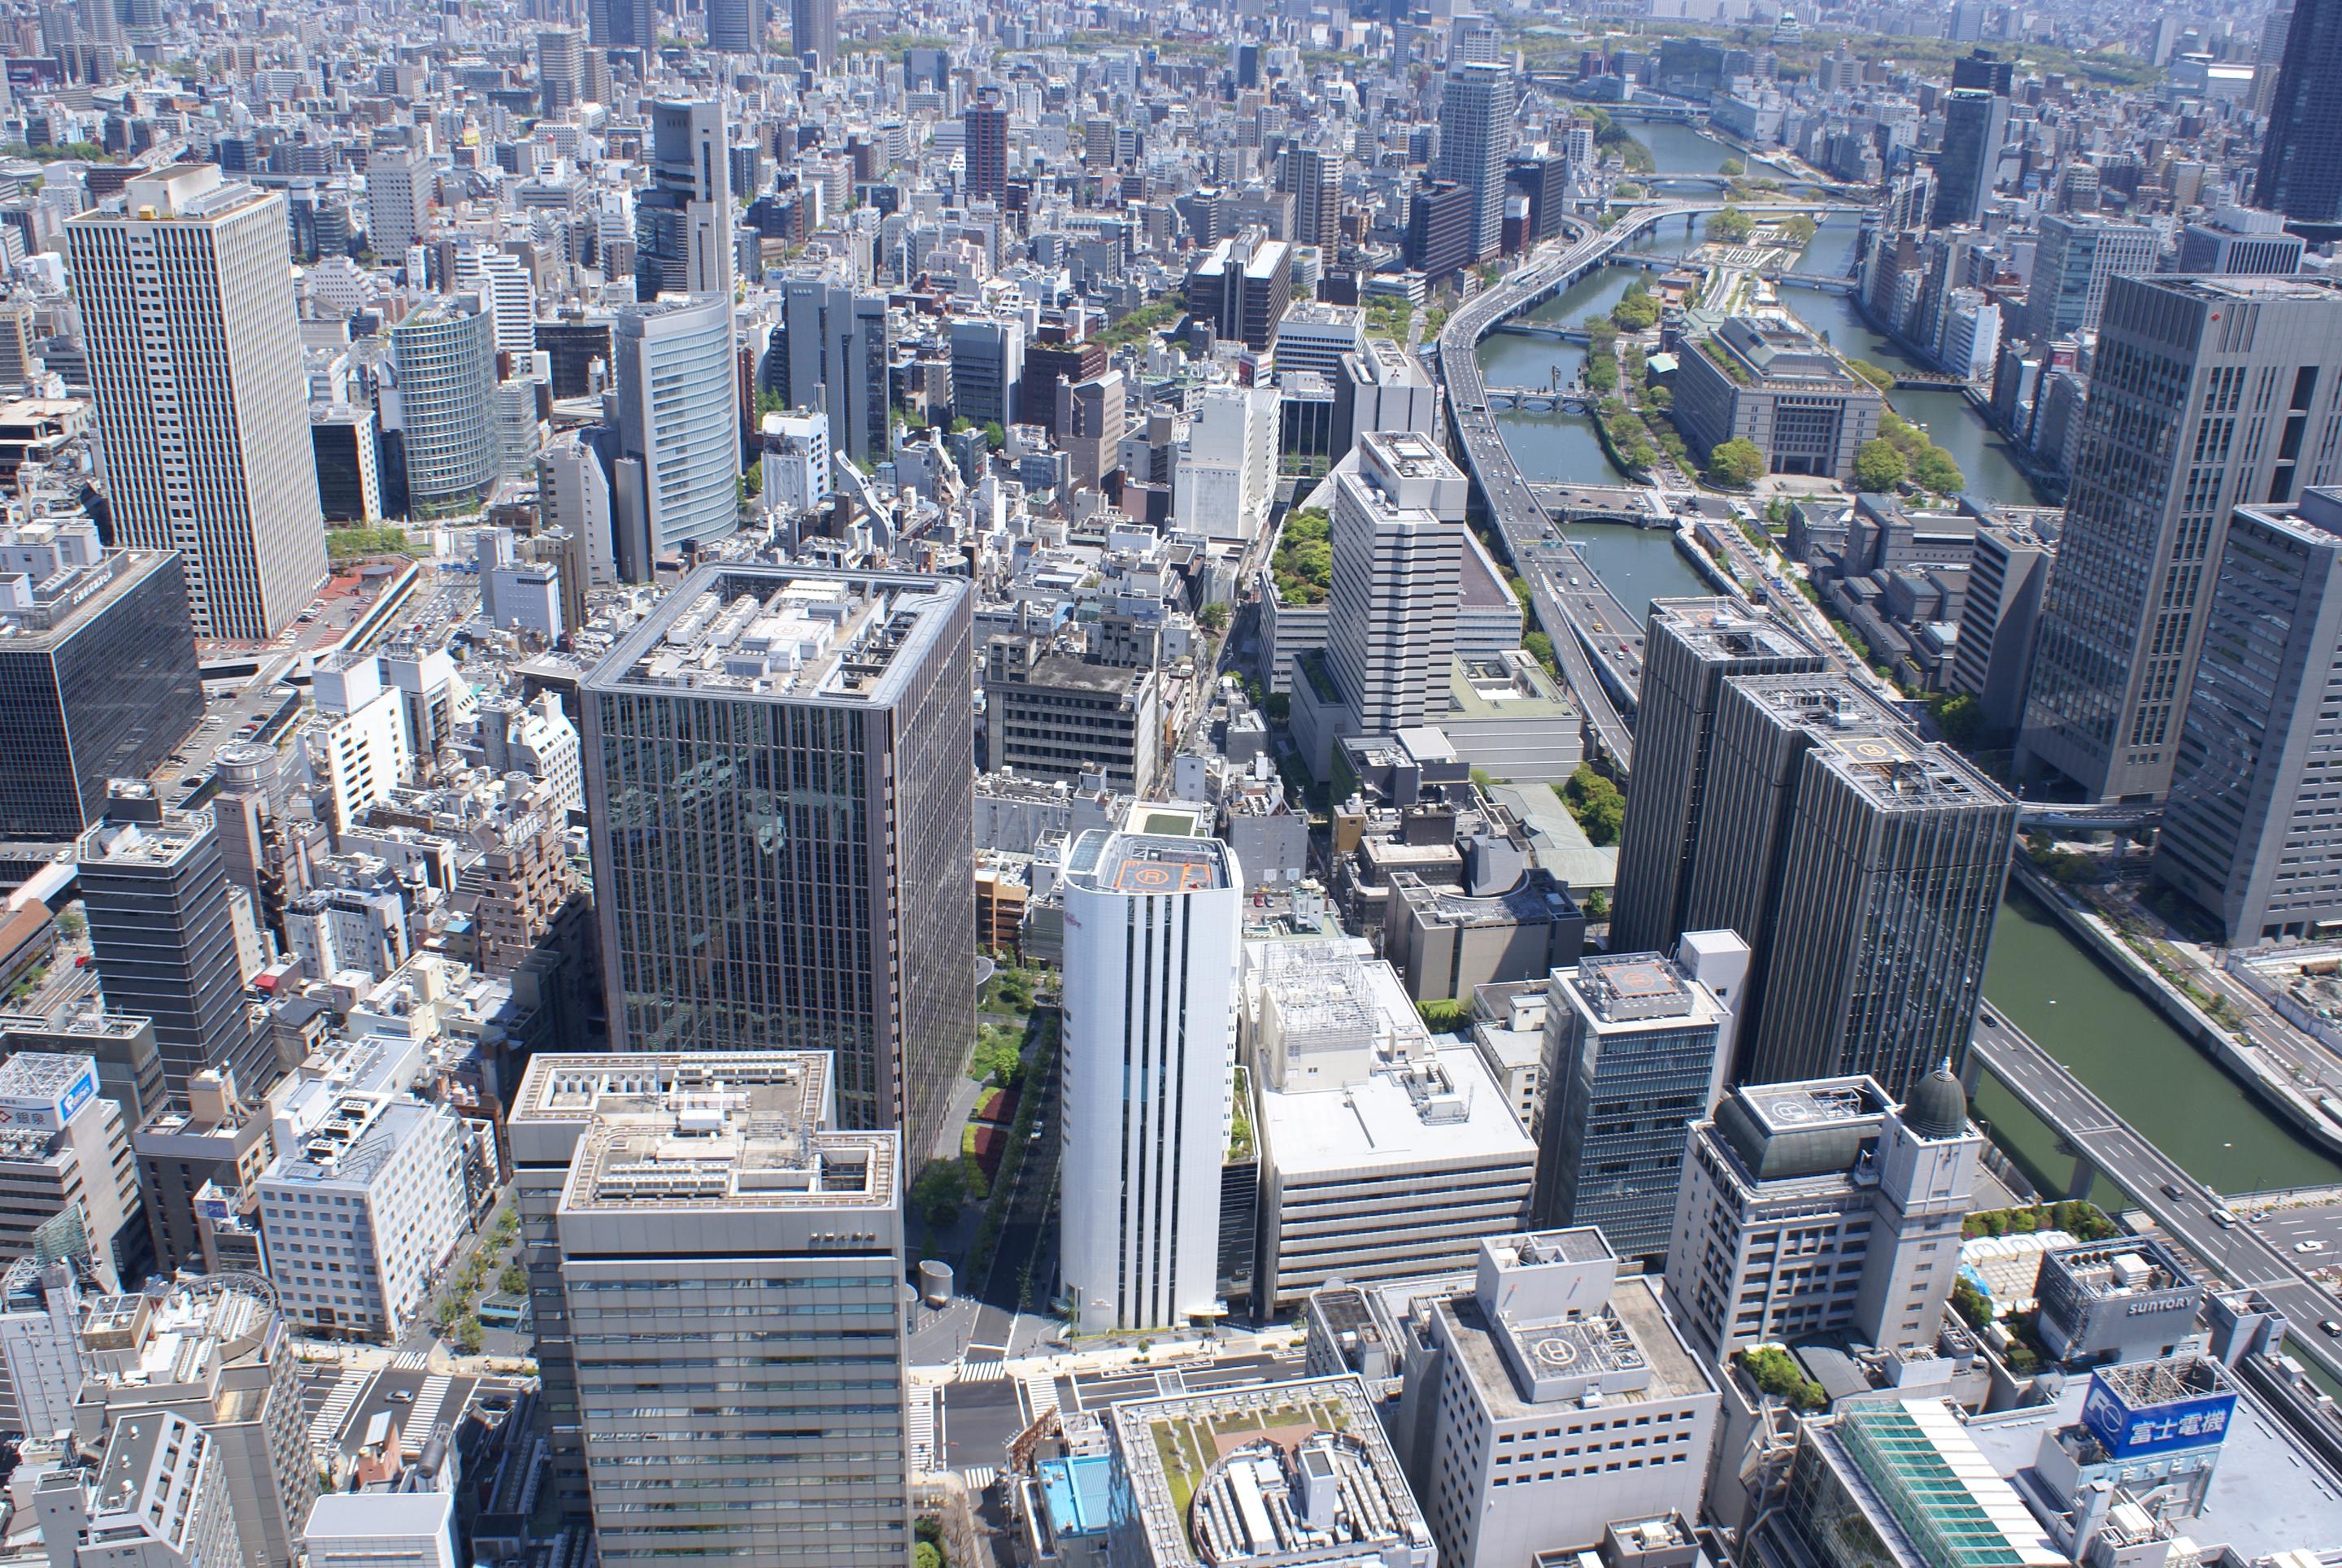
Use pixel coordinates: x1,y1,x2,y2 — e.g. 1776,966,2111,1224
1583,886,1610,920
909,1159,972,1226
1705,437,1766,489
1705,206,1756,243
1846,359,1896,391
499,1261,528,1296
915,1544,943,1568
1197,600,1230,633
1952,1277,1991,1328
1585,354,1619,394
1911,444,1965,494
54,908,84,940
1852,438,1908,494
1582,316,1620,356
1558,764,1626,846
1521,631,1559,677
1783,213,1818,246
1930,692,1983,748
1719,157,1745,177
1610,283,1660,332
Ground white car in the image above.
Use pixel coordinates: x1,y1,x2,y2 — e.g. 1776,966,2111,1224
2297,1239,2327,1253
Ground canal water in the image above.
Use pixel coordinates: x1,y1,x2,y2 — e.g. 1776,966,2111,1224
1473,213,2335,1214
1974,885,2342,1203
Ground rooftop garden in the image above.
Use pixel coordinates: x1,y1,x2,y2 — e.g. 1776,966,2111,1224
1270,507,1332,605
1146,1395,1355,1516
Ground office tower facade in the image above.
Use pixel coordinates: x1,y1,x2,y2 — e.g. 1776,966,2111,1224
537,27,584,115
1693,673,2016,1095
636,101,734,303
774,275,893,467
947,315,1022,427
706,0,760,52
587,0,651,50
1056,370,1125,492
511,1053,910,1555
2019,213,2157,345
1186,233,1293,351
1533,947,1736,1263
2257,0,2342,229
1949,518,2056,739
1950,46,2015,93
963,99,1008,203
538,434,617,586
1278,145,1342,248
455,246,536,359
2178,206,2308,275
1017,337,1104,438
35,1408,242,1568
2156,488,2342,942
1172,383,1277,542
1665,1072,1979,1359
67,165,326,642
77,793,265,1100
1326,431,1465,735
2019,275,2342,800
788,0,837,68
385,298,497,515
1434,59,1513,262
612,296,740,555
1610,600,1823,956
255,1096,468,1342
1931,88,2009,228
0,529,199,842
364,151,429,259
1380,1231,1720,1566
584,565,973,1151
1060,831,1242,1332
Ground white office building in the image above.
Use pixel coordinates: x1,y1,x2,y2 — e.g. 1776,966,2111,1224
256,1094,468,1340
760,408,832,516
1664,1070,1980,1360
614,295,741,556
1273,302,1368,382
1173,384,1278,542
303,1492,457,1568
67,164,328,641
364,152,430,258
0,1054,136,1296
1060,830,1243,1332
1326,431,1465,735
34,1407,242,1568
0,1261,89,1440
305,651,414,834
1245,938,1536,1313
455,246,537,360
1382,1230,1721,1567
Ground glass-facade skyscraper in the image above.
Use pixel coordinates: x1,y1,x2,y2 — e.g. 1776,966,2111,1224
582,564,973,1156
2018,274,2342,800
2258,0,2342,230
0,547,201,841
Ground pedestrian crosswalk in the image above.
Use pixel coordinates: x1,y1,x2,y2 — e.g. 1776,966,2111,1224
1020,1369,1060,1423
393,1349,430,1370
908,1386,938,1474
307,1367,370,1458
956,1356,1007,1382
403,1372,452,1453
960,1466,998,1490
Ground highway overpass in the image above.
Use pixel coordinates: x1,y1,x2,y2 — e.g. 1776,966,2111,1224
1969,1004,2342,1387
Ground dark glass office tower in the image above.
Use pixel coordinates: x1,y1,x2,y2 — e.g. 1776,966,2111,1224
1609,599,1823,956
0,548,201,841
78,790,268,1100
584,564,974,1157
2258,0,2342,230
1931,89,2009,228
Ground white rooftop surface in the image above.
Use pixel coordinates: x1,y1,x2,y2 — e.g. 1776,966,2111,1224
1261,1044,1533,1175
1961,1370,2342,1559
1896,1398,2066,1568
304,1489,455,1538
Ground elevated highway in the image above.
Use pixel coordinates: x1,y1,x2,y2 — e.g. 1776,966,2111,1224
1437,198,1869,773
1969,1005,2342,1387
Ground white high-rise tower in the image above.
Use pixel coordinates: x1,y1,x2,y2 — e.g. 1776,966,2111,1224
1060,830,1242,1333
69,164,326,641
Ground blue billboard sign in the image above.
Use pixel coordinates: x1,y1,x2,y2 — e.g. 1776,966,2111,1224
2082,1373,2236,1458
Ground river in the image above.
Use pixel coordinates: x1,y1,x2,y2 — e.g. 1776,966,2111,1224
1473,208,2334,1219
